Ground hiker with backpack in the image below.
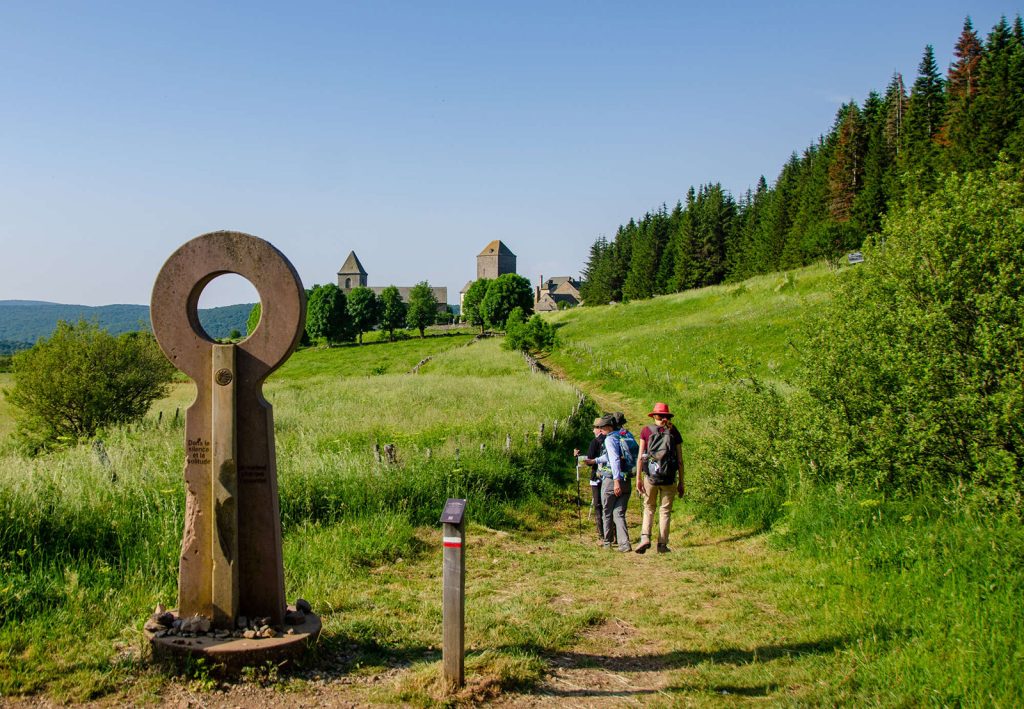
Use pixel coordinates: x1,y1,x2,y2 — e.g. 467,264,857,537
585,413,639,552
573,417,608,544
634,402,685,554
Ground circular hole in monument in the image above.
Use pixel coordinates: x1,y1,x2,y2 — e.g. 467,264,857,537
196,273,262,342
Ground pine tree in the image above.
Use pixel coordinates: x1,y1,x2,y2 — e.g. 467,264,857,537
827,102,866,222
901,46,946,192
970,17,1024,165
882,74,909,203
851,92,892,237
623,207,669,300
731,177,770,279
580,237,614,305
655,202,683,293
610,220,637,301
690,184,736,287
672,187,697,289
943,17,985,170
784,140,832,267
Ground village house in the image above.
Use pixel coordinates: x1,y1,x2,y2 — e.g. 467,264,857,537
533,275,581,311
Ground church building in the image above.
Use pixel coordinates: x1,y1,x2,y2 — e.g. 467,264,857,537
337,251,448,309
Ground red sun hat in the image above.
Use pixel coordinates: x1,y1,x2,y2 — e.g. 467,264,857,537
647,402,674,418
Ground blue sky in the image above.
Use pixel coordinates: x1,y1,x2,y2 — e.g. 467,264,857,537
0,1,1019,307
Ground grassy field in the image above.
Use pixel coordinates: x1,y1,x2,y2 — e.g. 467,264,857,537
2,272,1020,705
543,264,832,447
0,335,591,701
545,262,1024,706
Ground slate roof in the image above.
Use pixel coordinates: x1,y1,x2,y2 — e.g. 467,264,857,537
338,251,367,276
477,240,515,257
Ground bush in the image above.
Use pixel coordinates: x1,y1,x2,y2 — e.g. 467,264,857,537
702,164,1024,519
505,314,557,353
6,321,175,450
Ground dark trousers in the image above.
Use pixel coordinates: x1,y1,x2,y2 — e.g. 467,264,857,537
590,482,604,539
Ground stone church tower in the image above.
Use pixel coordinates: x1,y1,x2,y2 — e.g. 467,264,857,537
477,240,516,279
337,251,368,292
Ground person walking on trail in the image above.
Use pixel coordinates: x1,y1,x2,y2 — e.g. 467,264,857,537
573,417,607,544
585,414,634,552
634,402,685,554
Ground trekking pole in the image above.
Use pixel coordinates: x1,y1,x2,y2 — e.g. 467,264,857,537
573,450,583,539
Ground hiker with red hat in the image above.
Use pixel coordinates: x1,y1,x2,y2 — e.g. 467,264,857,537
634,402,685,554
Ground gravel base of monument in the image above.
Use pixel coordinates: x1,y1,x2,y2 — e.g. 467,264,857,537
147,607,322,674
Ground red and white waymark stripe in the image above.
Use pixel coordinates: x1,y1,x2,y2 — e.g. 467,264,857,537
443,536,462,548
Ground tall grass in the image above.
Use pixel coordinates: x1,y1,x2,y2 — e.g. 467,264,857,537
0,336,592,698
545,262,1024,704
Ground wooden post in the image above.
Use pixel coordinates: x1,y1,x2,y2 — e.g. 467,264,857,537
505,433,511,452
440,499,467,690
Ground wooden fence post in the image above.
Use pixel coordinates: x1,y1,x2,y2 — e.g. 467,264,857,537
440,499,467,690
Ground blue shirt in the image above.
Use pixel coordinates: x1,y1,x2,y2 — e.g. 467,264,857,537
594,431,625,480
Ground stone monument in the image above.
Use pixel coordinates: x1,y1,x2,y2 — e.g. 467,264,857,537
147,231,320,669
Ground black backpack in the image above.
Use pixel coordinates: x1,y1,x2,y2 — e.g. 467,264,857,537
644,424,678,485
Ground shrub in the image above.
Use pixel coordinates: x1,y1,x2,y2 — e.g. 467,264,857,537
703,164,1024,518
504,314,557,353
7,321,175,450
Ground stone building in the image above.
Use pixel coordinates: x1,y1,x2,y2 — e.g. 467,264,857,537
534,275,581,311
476,240,516,279
337,251,368,291
337,250,447,310
460,240,517,309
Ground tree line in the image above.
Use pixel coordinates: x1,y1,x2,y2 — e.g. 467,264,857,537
248,281,453,345
581,15,1024,304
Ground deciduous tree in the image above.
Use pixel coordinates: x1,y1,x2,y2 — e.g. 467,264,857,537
379,286,406,342
479,274,533,330
8,321,175,450
406,281,438,338
461,278,491,332
306,284,351,344
346,286,379,344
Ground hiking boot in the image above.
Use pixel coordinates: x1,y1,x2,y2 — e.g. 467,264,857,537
657,544,671,553
635,540,651,555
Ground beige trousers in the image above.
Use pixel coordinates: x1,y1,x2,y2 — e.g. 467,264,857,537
640,478,677,546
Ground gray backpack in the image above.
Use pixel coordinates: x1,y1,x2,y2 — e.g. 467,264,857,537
644,424,677,485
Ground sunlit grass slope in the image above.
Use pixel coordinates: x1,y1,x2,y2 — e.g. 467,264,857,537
544,263,832,446
544,263,1024,706
0,334,589,699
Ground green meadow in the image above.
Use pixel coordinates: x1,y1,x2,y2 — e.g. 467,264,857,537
1,272,1021,705
0,336,593,701
546,262,1024,706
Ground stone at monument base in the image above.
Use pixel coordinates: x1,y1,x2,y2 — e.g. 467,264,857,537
147,608,322,674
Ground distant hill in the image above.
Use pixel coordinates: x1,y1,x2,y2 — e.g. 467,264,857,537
0,301,255,351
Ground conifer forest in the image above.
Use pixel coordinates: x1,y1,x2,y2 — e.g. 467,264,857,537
580,15,1024,304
